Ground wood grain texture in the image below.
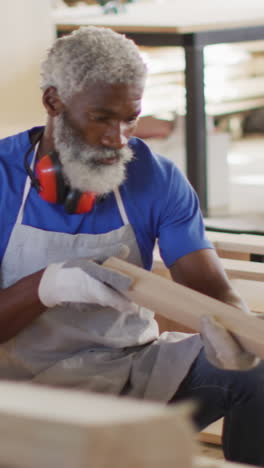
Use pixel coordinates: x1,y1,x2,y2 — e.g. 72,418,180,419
152,252,264,447
216,249,250,261
153,252,264,282
230,278,264,314
222,258,264,281
152,252,264,314
194,455,258,467
0,382,194,468
103,257,264,360
152,257,196,333
198,419,223,446
207,231,264,256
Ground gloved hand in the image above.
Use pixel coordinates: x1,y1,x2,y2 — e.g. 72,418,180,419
38,245,134,313
200,315,260,370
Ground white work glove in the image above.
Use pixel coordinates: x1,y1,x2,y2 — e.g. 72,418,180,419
38,246,134,313
200,315,260,370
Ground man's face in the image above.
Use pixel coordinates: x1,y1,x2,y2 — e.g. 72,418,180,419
52,80,144,195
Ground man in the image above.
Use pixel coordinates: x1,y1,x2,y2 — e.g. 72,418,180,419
0,26,264,465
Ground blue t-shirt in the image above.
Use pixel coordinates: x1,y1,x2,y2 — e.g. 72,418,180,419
0,128,212,270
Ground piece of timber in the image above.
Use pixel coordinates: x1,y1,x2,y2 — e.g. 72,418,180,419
198,418,223,446
151,255,264,447
0,381,194,468
230,278,264,314
194,456,258,468
153,251,264,312
221,258,264,281
152,252,196,333
153,253,264,282
152,258,264,446
103,257,264,360
207,231,264,256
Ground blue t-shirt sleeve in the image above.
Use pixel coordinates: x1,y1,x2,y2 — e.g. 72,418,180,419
157,161,212,268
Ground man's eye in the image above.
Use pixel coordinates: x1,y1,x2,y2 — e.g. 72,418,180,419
91,115,109,122
126,117,139,124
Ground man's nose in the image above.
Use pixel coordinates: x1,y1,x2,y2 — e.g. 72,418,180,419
101,121,128,149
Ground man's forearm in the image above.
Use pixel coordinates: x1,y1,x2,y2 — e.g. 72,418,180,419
0,270,46,343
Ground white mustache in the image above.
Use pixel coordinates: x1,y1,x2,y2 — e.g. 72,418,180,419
74,148,122,166
53,114,134,195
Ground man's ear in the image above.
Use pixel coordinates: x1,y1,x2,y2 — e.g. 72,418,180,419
42,87,65,116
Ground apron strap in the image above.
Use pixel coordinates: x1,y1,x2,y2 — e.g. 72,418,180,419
16,142,40,225
113,188,129,226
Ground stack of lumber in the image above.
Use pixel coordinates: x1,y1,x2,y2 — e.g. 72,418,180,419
207,231,264,314
140,41,264,119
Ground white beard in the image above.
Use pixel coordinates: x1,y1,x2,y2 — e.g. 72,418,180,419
52,114,134,195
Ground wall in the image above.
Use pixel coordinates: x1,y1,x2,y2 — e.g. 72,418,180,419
0,0,55,137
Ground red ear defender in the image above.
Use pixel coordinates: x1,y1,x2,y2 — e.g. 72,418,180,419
36,153,64,204
64,190,97,215
35,153,97,214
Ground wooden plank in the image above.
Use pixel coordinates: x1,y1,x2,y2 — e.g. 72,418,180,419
152,256,264,326
0,381,194,468
194,455,259,467
151,254,264,448
154,248,264,279
194,280,264,447
155,314,195,334
207,231,264,256
216,249,250,261
103,257,264,360
153,254,264,282
221,258,264,281
152,255,196,333
198,419,223,446
152,252,264,319
230,278,264,314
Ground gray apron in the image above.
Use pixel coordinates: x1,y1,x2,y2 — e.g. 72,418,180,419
0,149,202,401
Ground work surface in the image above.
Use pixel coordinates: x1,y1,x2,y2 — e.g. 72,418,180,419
53,1,264,34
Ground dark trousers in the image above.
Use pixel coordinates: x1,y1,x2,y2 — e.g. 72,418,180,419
170,348,264,466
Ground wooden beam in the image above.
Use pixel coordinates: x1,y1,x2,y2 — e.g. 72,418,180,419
153,251,264,282
0,381,194,468
230,278,264,314
0,382,249,467
151,251,264,448
222,258,264,281
152,252,264,320
103,257,264,360
198,418,223,447
207,231,264,256
194,455,257,467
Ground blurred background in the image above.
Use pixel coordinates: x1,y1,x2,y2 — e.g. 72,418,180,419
1,0,264,223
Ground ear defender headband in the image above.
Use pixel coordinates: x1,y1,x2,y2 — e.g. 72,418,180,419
24,131,97,215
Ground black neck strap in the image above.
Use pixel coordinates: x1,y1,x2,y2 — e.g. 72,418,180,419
24,129,44,192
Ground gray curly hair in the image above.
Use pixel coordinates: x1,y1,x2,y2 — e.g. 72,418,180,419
40,26,147,102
